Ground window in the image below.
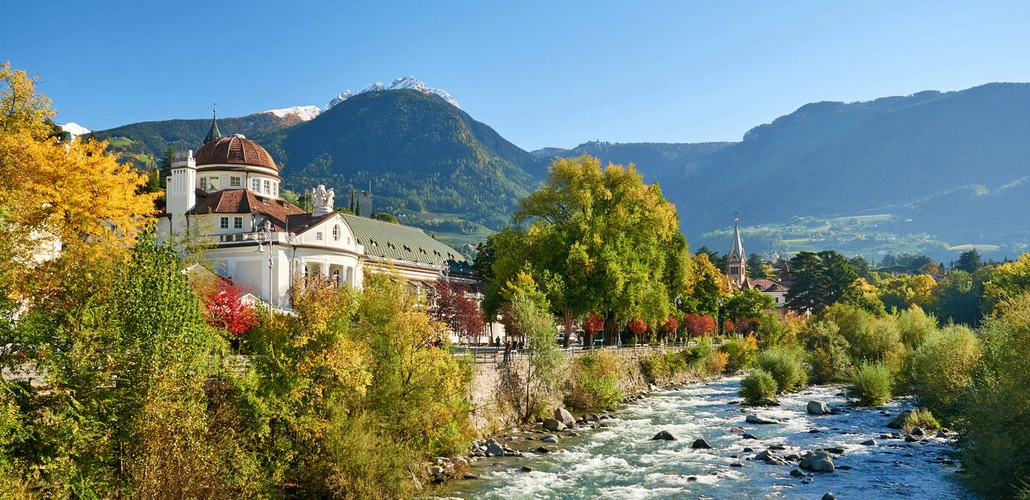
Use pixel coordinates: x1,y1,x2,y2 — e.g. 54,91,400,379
233,217,243,229
332,225,340,241
199,177,209,191
229,176,241,187
316,232,323,241
208,177,220,191
251,178,261,192
219,217,229,229
273,182,279,197
263,180,271,195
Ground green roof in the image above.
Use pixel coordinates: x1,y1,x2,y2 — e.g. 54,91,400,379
204,112,221,144
340,214,465,267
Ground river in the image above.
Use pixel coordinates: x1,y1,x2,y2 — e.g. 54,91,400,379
440,377,973,499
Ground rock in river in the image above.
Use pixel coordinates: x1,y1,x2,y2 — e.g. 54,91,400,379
691,438,713,449
543,418,566,432
800,450,835,473
652,430,678,441
747,414,780,425
807,400,830,415
554,407,577,428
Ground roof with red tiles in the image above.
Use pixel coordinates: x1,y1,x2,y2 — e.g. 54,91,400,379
195,136,277,171
189,189,305,229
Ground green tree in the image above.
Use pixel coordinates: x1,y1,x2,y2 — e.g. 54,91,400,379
724,288,775,324
786,250,859,315
489,155,688,348
954,248,984,273
962,292,1030,497
746,253,771,279
159,146,174,189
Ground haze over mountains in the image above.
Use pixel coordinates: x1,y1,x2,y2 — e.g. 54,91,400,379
93,80,1030,261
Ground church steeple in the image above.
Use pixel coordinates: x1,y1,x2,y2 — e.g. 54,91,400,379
727,214,747,288
203,105,221,144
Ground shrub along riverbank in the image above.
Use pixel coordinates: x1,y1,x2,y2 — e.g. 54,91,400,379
0,235,473,499
726,300,1030,498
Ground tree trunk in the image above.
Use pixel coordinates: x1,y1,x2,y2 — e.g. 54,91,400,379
603,310,619,347
562,309,574,349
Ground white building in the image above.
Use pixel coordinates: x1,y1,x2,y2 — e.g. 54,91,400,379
157,114,476,312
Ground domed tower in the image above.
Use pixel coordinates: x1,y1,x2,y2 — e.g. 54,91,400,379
727,215,747,288
165,109,289,231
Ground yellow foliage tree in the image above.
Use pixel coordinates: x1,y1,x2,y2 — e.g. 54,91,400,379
0,62,156,300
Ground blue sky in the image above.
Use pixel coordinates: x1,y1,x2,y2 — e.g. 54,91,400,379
6,0,1030,150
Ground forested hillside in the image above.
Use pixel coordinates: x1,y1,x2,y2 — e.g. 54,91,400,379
264,90,545,230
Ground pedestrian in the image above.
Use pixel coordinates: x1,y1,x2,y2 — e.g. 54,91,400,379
504,340,512,363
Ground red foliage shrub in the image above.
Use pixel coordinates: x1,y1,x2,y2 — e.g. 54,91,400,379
430,280,485,344
205,278,259,336
684,314,717,338
628,318,648,336
584,311,604,335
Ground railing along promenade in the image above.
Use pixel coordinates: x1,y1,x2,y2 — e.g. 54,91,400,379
456,339,725,364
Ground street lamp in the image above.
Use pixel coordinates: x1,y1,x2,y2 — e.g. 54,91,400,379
254,220,274,321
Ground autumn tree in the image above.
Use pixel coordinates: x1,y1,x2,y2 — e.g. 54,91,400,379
204,278,259,336
0,62,156,302
683,253,731,317
684,314,716,337
488,155,689,348
429,279,485,346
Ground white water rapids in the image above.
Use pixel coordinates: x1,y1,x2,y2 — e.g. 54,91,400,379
441,377,973,499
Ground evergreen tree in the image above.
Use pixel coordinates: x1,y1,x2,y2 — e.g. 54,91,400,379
159,146,174,189
955,248,984,273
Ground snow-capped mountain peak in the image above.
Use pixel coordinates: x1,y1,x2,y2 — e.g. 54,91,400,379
263,105,321,122
327,76,460,109
60,122,91,137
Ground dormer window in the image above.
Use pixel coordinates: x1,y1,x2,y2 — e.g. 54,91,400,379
332,225,340,241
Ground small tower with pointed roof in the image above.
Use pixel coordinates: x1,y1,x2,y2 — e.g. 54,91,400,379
204,106,221,144
727,214,747,288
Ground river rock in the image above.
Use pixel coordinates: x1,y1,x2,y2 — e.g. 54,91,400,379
535,447,551,453
861,439,878,446
543,418,567,432
485,441,505,457
555,407,577,428
542,435,559,444
800,450,835,472
822,494,837,500
730,426,745,433
790,468,806,477
888,410,913,429
742,433,759,440
746,414,779,425
652,430,678,441
807,400,830,415
584,413,600,422
520,466,535,472
755,449,776,461
911,426,925,437
692,438,714,449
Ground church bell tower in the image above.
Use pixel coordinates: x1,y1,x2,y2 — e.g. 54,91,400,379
727,214,746,288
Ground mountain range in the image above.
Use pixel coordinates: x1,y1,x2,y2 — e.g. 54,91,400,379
91,79,1030,261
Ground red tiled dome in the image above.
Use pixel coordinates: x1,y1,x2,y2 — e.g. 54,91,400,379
195,136,277,171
